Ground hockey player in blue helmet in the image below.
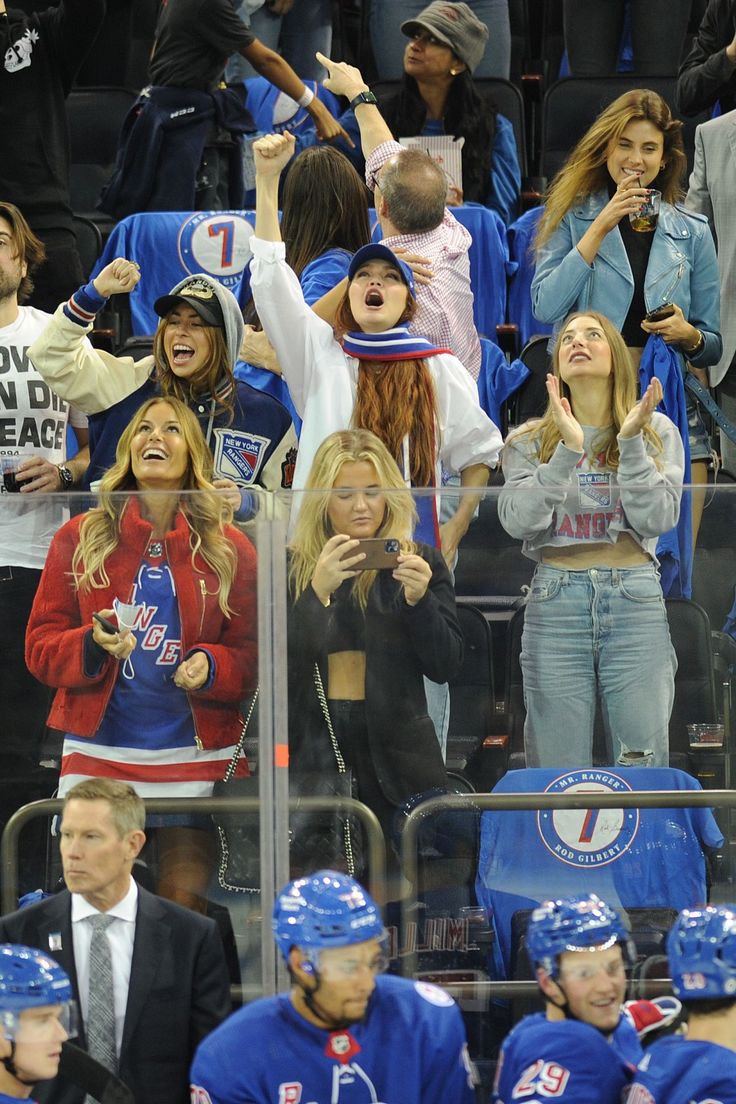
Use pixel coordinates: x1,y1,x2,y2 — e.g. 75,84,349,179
629,904,736,1104
493,893,642,1103
0,944,76,1096
190,870,476,1104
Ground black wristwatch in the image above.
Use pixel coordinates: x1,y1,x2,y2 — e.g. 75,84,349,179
57,464,74,490
349,90,378,111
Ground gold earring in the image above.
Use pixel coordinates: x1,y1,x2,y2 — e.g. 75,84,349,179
449,67,459,75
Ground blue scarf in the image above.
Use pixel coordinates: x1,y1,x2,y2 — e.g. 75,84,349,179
342,327,450,546
341,326,451,361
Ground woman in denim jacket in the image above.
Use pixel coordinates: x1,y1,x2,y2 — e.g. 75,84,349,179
531,89,721,543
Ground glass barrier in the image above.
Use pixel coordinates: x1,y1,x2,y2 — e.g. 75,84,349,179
2,476,735,1093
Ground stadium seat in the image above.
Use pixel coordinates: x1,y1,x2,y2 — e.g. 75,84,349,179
446,605,496,778
372,77,529,178
67,86,139,226
539,75,709,182
71,214,103,282
506,206,554,350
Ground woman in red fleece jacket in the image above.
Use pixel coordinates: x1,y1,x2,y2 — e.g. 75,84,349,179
25,396,257,911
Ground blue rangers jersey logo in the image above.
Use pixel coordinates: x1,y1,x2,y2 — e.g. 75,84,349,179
212,429,268,485
177,212,254,290
537,770,640,868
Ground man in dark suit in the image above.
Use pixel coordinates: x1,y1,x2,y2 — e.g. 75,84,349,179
0,778,231,1104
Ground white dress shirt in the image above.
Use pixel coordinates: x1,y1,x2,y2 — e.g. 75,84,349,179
71,878,138,1056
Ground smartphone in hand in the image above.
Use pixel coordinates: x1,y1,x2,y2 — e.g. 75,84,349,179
644,303,675,323
92,611,119,635
348,538,401,571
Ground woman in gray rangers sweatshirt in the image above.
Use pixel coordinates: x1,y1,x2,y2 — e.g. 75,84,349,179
499,310,684,770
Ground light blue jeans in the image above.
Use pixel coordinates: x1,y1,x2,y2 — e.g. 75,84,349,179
226,0,333,83
369,0,511,81
520,563,676,769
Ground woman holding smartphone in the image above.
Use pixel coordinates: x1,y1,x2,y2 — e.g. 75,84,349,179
531,89,721,542
287,428,461,868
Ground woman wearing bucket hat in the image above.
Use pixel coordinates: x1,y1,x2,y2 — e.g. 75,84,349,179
249,131,502,565
339,1,520,220
27,264,298,517
371,0,510,82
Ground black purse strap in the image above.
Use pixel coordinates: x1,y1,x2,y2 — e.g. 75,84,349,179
313,663,349,776
221,687,260,783
312,663,356,876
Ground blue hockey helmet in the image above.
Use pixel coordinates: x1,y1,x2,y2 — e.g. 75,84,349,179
667,904,736,1000
272,870,386,964
0,944,76,1039
527,894,629,978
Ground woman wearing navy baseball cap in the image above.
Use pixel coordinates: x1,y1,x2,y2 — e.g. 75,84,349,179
249,131,501,563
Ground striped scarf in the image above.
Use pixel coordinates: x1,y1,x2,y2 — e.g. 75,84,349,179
342,327,451,361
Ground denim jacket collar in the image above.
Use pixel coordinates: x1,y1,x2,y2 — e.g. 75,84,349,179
571,190,693,306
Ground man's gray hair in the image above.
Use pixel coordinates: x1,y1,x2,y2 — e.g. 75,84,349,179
378,149,447,234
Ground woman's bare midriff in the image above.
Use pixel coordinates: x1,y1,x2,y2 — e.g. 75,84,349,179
327,651,366,700
541,532,650,569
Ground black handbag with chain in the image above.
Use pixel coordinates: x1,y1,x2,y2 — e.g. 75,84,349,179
213,669,364,893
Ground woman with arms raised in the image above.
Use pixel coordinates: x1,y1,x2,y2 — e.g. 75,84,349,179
499,312,684,770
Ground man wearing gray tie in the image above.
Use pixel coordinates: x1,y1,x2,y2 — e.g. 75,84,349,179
0,779,231,1104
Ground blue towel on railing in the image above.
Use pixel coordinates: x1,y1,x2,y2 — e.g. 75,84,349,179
638,335,692,598
477,337,530,429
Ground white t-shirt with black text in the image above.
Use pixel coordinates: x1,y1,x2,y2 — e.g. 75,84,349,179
0,305,88,569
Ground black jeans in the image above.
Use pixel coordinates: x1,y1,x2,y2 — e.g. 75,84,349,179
563,0,692,76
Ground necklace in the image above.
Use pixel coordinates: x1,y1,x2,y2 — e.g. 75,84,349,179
148,541,164,557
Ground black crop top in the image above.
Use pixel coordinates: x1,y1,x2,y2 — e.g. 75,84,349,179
325,583,366,654
608,177,656,347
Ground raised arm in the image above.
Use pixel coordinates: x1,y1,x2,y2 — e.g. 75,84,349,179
28,260,150,414
242,40,353,146
317,52,393,157
251,133,342,414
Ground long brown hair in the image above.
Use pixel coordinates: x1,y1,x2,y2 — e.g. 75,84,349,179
71,397,238,614
281,145,371,278
334,289,438,487
509,311,663,468
152,323,235,423
289,429,417,610
536,89,686,251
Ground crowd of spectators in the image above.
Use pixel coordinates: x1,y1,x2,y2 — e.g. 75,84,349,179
1,0,736,1100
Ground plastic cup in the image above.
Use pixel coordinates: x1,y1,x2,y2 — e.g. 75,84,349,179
630,189,661,232
687,723,725,748
1,455,32,493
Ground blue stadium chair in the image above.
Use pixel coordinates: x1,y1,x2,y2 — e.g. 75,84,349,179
507,206,553,348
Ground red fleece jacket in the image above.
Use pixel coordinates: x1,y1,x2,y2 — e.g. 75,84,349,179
25,498,257,753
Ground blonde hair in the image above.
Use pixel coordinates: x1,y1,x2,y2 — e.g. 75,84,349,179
536,89,686,250
63,779,145,836
289,429,418,610
71,397,238,615
511,311,663,468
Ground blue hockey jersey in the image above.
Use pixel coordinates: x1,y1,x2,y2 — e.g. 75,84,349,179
493,1012,641,1103
190,974,475,1104
476,767,724,978
629,1034,736,1104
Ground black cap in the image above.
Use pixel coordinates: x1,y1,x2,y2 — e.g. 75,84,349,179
153,276,225,328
